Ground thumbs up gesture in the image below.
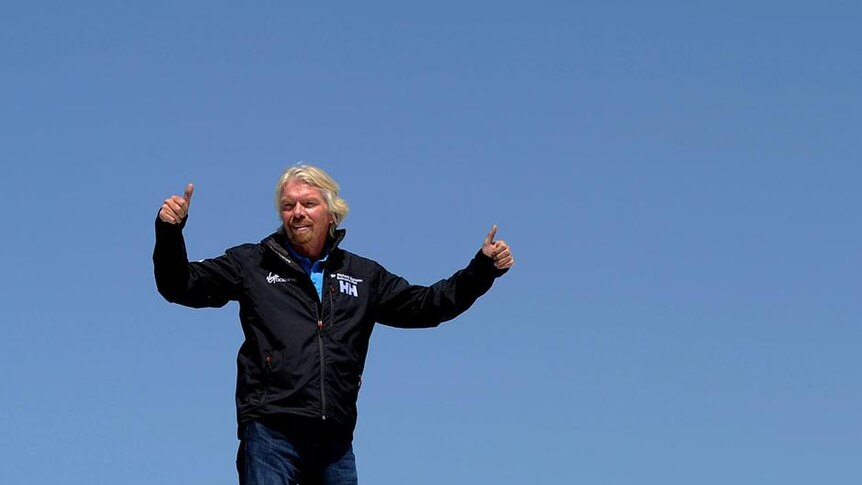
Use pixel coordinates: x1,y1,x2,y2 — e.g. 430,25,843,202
159,183,195,224
481,225,514,270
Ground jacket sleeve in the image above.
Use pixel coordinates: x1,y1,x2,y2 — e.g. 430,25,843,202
153,215,242,308
373,251,508,328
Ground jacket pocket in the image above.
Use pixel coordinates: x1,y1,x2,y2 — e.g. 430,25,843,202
256,350,277,408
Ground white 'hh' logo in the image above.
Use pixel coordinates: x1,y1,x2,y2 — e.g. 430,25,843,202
333,273,362,297
339,280,358,297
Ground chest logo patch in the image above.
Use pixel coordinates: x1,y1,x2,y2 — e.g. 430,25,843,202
266,272,295,284
333,273,363,297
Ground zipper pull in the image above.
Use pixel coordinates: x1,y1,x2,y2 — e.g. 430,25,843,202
318,319,324,331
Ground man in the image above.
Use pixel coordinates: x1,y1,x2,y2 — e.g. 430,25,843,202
153,165,514,484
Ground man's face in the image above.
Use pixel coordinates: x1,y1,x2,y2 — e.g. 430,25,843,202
280,180,334,256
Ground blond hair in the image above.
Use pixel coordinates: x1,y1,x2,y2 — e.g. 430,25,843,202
274,164,349,235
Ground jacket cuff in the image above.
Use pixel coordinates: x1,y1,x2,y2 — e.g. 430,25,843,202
155,213,188,234
475,250,509,278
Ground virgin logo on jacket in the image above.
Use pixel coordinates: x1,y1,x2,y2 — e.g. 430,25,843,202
266,272,294,284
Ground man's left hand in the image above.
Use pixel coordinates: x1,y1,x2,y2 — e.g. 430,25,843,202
481,225,515,270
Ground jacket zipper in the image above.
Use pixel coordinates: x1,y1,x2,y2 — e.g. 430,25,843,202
268,239,332,422
317,307,327,421
316,273,334,421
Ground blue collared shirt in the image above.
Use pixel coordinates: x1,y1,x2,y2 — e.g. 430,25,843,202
284,243,329,301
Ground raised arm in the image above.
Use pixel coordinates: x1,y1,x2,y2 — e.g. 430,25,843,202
153,183,242,308
374,225,513,328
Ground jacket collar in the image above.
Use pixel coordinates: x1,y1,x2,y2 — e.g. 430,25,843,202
262,226,346,268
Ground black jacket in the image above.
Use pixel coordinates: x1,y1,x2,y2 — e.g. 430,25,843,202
153,217,506,436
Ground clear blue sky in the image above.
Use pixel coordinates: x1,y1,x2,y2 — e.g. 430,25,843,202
2,2,860,483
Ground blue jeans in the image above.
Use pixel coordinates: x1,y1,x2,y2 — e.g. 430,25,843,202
237,419,358,485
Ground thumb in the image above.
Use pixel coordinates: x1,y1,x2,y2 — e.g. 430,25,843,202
183,183,195,203
484,224,498,245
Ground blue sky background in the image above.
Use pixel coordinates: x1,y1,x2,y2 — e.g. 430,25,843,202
2,2,861,483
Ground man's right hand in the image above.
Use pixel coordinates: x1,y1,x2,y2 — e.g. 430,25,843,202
159,183,195,224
